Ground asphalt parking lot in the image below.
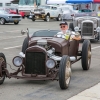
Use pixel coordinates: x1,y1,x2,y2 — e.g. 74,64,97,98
0,18,100,100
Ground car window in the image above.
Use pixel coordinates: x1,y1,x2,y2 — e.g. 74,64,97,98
0,10,8,14
38,5,50,9
51,7,57,10
32,30,60,37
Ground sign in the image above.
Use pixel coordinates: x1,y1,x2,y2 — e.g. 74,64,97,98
66,0,93,3
46,0,66,4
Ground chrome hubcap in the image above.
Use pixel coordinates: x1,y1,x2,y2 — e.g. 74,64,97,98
46,16,50,21
58,15,61,20
65,61,71,85
0,19,4,24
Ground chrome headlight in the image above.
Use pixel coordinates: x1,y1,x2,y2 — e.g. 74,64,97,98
74,26,79,32
13,56,23,67
46,59,56,69
96,27,100,32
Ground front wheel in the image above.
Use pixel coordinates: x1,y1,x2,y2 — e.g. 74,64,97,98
14,21,19,25
22,37,28,54
81,40,91,70
44,15,50,22
0,53,6,85
32,16,35,21
59,55,71,89
0,18,5,25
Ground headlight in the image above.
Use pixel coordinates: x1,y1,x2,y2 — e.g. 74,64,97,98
96,27,100,32
74,26,79,32
13,56,23,67
46,59,56,69
8,16,11,18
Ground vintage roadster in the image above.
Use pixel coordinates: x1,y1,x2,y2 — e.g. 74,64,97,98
0,29,91,89
69,15,100,41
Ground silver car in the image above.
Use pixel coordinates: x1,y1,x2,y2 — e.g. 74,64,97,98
74,9,97,17
69,16,100,41
0,9,21,25
59,5,78,20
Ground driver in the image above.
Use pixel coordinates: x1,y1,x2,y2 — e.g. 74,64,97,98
56,21,81,40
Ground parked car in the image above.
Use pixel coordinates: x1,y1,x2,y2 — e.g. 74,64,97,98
69,16,100,41
0,29,91,89
5,7,25,19
0,9,21,25
29,5,62,22
58,5,79,20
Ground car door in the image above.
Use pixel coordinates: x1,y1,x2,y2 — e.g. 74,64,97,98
50,6,58,17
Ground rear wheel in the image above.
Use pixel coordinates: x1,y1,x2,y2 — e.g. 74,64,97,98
56,14,61,21
22,37,28,54
0,53,6,85
81,40,91,70
59,55,71,89
0,18,5,25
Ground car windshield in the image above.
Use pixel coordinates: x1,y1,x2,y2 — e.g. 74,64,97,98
32,30,60,37
38,5,50,9
19,0,41,6
79,9,92,12
0,10,9,14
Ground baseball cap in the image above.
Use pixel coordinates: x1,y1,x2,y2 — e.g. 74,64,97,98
59,22,68,26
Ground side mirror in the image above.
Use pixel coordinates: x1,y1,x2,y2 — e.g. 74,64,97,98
21,30,26,35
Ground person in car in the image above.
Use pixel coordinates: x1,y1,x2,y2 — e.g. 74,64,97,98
55,21,81,40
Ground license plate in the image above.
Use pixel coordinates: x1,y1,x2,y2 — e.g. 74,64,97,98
35,16,39,18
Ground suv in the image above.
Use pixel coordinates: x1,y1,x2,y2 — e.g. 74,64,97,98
29,5,62,22
69,16,100,41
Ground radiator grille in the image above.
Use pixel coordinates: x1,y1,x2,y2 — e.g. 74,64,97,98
25,52,46,75
82,22,93,36
12,16,21,18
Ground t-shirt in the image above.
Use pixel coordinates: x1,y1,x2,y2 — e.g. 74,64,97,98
56,30,75,40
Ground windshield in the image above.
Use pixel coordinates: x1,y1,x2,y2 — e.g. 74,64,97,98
32,30,60,37
19,0,41,6
38,5,50,9
79,9,92,12
0,10,9,14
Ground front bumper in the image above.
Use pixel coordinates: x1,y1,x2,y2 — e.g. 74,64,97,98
6,18,21,23
30,14,46,20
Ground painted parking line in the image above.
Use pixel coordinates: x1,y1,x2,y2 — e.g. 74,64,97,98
0,35,27,40
4,45,22,50
91,46,100,50
0,30,20,33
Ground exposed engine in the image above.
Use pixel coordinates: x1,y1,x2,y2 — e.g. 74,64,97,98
37,39,55,57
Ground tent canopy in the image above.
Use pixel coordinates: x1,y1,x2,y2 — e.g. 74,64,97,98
66,0,93,3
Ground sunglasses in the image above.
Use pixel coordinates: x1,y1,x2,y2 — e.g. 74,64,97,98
60,26,66,28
